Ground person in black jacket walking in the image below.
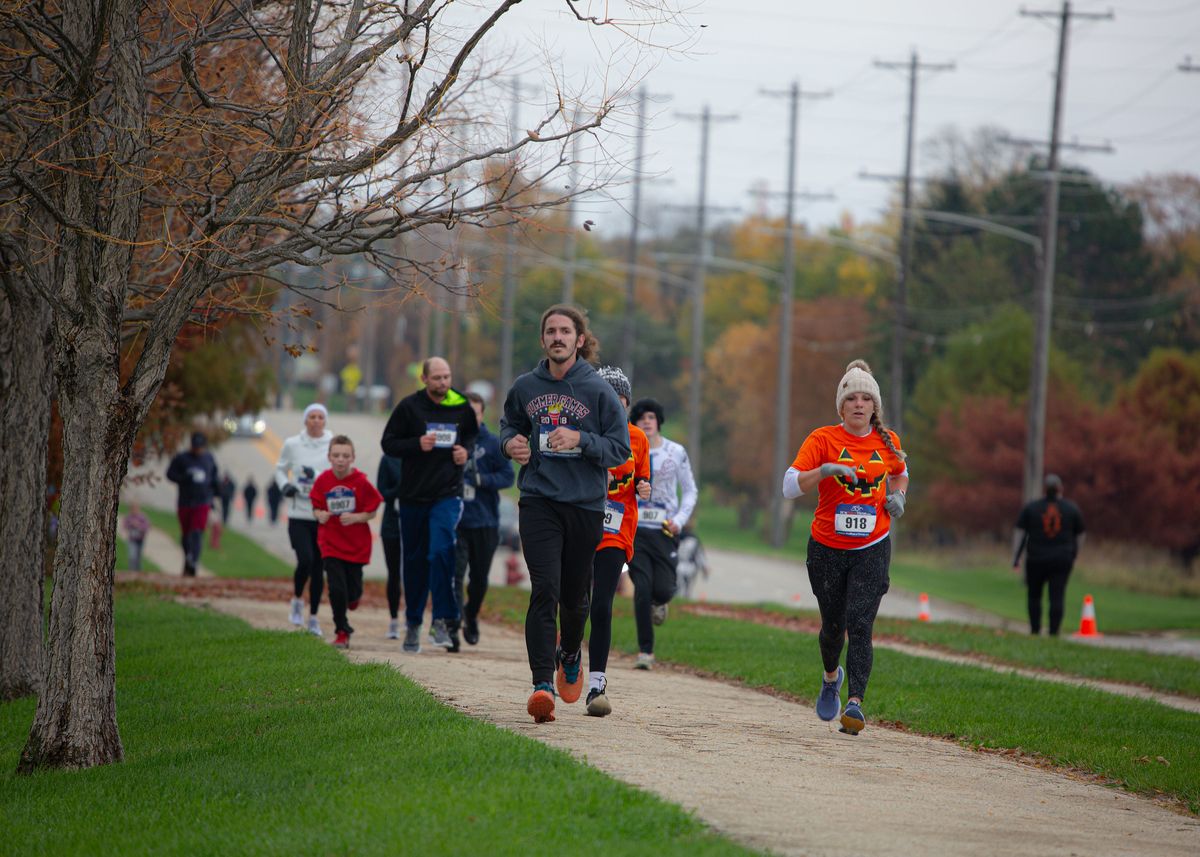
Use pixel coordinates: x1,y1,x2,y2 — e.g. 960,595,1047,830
166,432,219,576
376,453,404,640
1012,473,1086,636
499,305,631,723
455,391,515,648
381,356,478,653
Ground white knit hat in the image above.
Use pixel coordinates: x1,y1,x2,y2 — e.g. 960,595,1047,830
303,403,328,422
835,359,882,418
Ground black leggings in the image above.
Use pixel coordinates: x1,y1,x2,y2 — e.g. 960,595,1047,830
456,526,501,623
288,518,323,613
382,534,402,619
325,556,364,635
588,547,627,675
806,536,891,702
1025,558,1073,635
519,497,603,686
628,527,678,654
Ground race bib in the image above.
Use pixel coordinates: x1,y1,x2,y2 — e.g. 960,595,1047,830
638,502,667,525
603,500,625,534
539,424,581,457
326,485,356,515
462,483,476,502
189,467,207,484
427,422,457,449
835,503,876,538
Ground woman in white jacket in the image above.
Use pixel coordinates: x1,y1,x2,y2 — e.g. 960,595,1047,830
276,403,333,634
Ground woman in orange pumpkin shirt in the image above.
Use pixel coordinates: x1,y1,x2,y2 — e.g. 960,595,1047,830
782,360,909,735
587,366,652,717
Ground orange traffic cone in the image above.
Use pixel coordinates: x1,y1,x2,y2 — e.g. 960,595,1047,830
917,592,931,622
1073,594,1102,637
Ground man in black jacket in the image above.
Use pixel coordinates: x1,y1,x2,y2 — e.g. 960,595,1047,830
1012,473,1086,636
381,356,478,653
166,432,219,576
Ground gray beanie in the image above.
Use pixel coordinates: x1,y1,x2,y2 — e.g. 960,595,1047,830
596,365,632,404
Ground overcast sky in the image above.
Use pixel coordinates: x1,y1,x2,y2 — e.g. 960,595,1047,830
491,0,1200,236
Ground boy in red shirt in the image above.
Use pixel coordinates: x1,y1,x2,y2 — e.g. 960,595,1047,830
311,435,383,649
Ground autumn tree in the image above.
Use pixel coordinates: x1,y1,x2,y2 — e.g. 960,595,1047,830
0,0,687,771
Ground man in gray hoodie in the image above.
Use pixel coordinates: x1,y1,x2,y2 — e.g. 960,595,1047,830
499,305,631,724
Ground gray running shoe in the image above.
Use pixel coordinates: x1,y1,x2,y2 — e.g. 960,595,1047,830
651,603,668,626
386,619,400,640
430,619,453,649
840,700,865,735
403,624,422,653
635,652,654,670
306,616,322,638
289,598,304,626
816,666,844,721
586,678,611,717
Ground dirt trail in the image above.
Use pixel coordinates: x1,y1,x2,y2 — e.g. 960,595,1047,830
194,595,1199,857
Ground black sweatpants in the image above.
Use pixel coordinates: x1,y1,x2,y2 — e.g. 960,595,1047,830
288,518,323,613
325,556,364,635
806,536,891,702
1025,557,1073,636
382,534,402,619
588,547,627,675
455,526,501,623
519,497,604,686
628,527,678,654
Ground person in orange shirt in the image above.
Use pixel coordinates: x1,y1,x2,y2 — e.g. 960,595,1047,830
782,360,909,735
587,366,651,717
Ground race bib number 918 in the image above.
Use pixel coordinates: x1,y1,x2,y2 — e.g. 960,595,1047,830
834,503,876,538
603,500,625,534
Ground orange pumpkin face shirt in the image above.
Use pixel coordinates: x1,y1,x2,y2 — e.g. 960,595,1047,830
791,424,906,550
599,423,651,561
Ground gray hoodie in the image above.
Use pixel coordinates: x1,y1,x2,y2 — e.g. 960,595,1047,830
499,359,631,512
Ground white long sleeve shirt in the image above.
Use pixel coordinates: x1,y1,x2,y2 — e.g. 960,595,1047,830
637,437,698,529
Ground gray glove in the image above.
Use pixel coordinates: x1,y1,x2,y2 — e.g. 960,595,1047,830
885,491,905,518
819,463,858,483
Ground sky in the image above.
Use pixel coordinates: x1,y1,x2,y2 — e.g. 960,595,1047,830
489,0,1200,237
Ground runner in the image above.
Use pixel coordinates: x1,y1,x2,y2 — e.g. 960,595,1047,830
781,359,908,735
165,432,219,577
275,403,333,636
586,366,651,717
1012,473,1086,636
310,435,383,649
376,453,404,639
454,391,515,647
627,397,698,670
380,356,478,653
498,305,631,723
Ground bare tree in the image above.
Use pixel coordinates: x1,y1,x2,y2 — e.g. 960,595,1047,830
0,0,688,771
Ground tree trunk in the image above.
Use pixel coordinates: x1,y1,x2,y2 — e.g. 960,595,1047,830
18,324,137,772
0,287,52,701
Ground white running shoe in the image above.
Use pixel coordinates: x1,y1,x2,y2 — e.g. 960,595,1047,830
307,616,322,637
289,598,304,626
651,603,668,626
635,652,654,670
386,619,400,640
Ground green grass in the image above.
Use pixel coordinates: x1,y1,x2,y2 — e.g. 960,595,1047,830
484,588,1200,812
694,493,814,559
0,594,755,856
142,505,292,579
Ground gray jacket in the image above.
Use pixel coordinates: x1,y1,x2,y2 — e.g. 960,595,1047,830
499,359,631,512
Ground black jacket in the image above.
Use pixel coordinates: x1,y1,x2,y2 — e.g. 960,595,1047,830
380,387,478,504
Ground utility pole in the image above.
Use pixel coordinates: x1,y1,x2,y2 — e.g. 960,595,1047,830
873,52,954,433
561,108,583,304
499,78,535,396
676,105,738,479
620,89,649,377
760,81,832,548
1019,1,1113,501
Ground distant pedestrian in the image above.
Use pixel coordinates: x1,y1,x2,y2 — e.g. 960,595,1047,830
266,479,283,524
166,432,219,576
311,435,383,650
122,503,150,571
781,360,909,736
675,525,709,599
218,473,236,525
454,391,515,647
275,403,333,636
1012,474,1086,636
376,453,404,640
242,477,259,523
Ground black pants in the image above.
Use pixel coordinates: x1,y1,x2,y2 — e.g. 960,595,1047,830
519,497,604,686
288,518,323,613
382,534,402,619
1026,557,1073,635
628,527,678,654
806,536,891,703
588,547,626,675
325,556,364,635
455,526,501,624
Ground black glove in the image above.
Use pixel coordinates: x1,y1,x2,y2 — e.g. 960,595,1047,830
300,466,315,480
281,483,299,498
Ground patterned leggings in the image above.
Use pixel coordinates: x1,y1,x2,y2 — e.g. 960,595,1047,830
806,536,891,702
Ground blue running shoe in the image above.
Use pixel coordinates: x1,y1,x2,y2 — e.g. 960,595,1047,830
815,666,844,721
840,700,865,735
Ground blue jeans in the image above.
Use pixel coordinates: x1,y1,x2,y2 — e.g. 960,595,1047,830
399,498,463,628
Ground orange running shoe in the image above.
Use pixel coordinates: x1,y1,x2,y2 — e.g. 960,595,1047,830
555,647,583,703
528,683,556,723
